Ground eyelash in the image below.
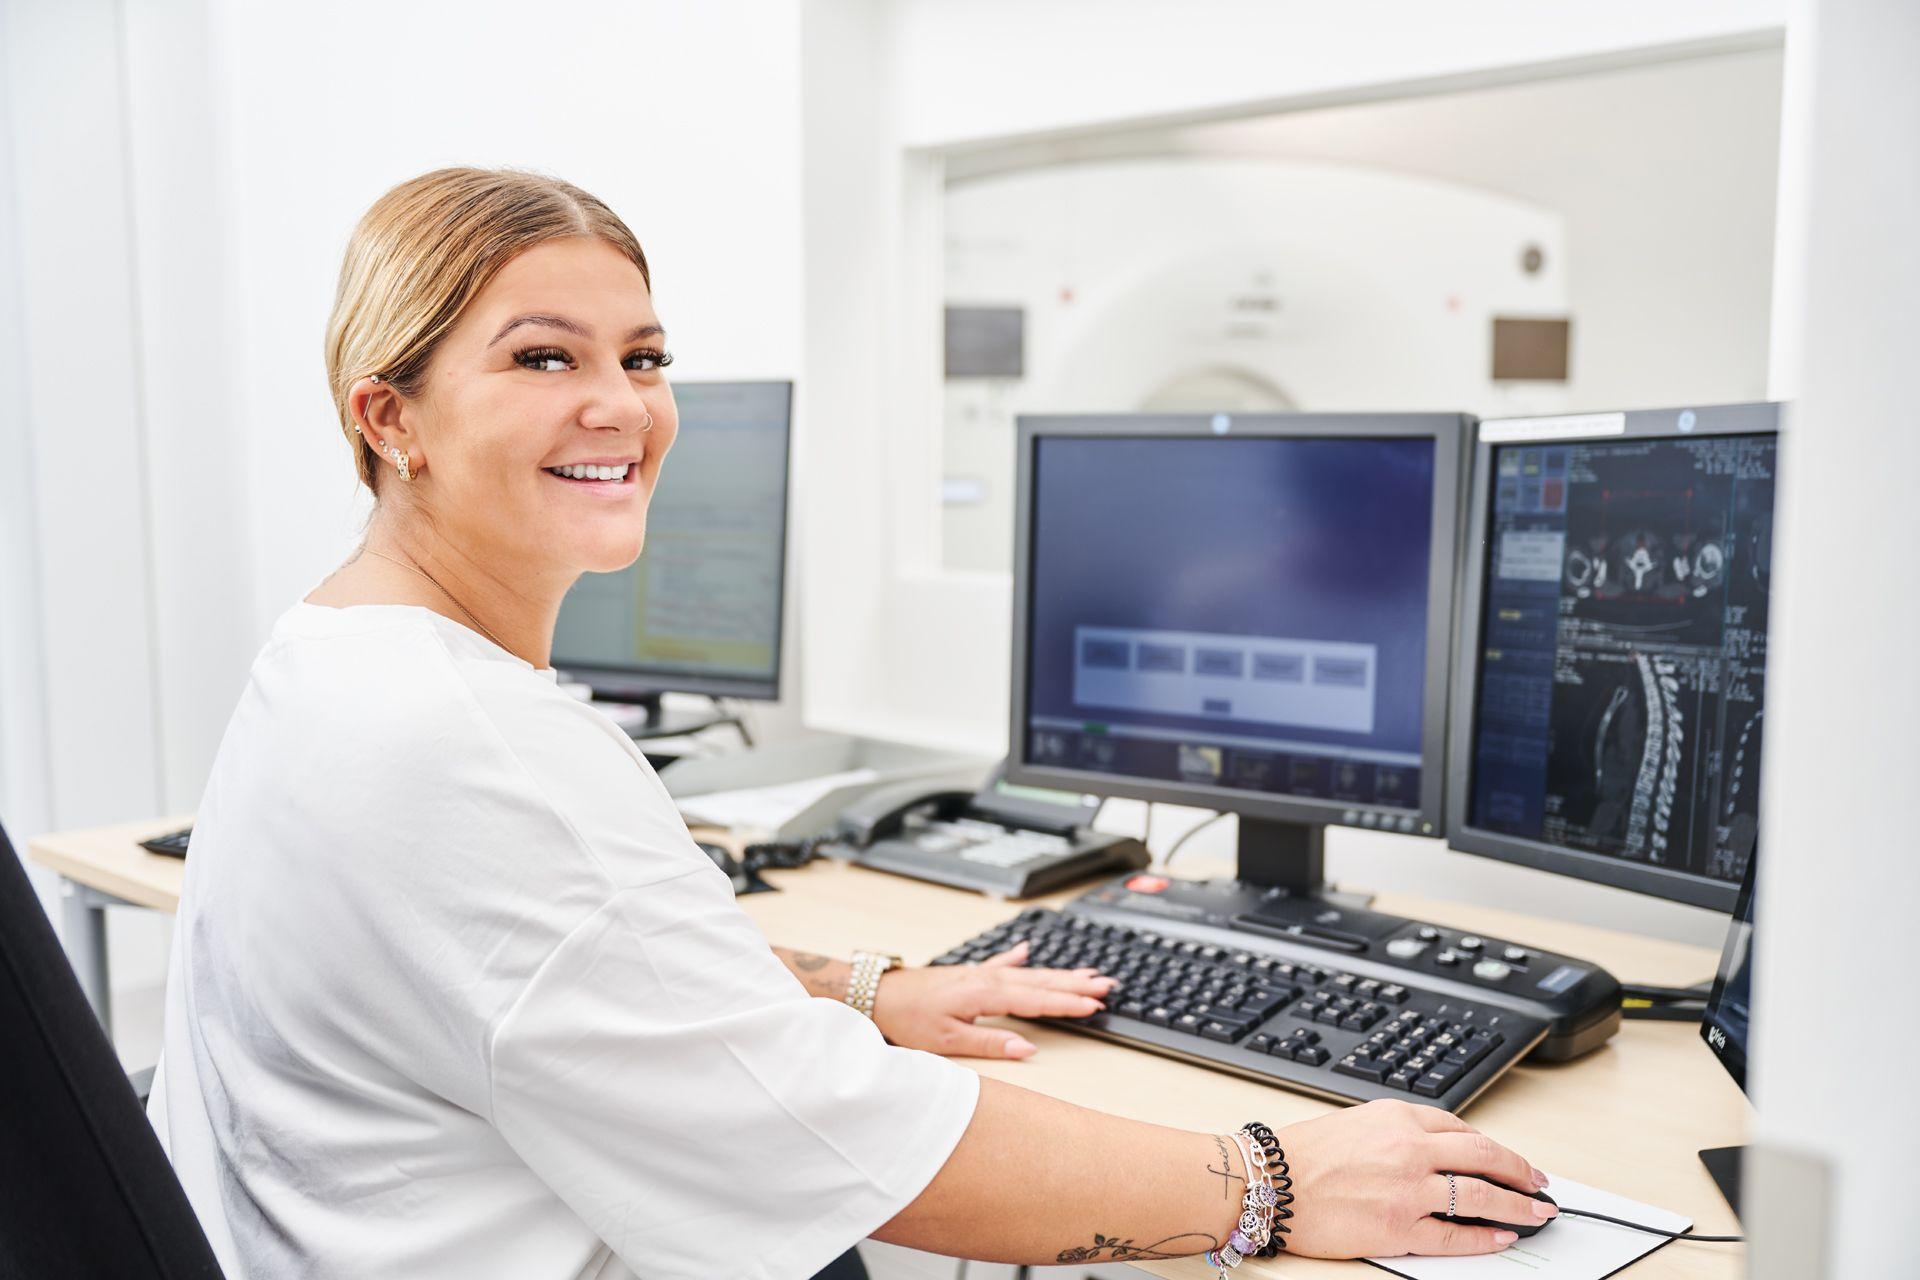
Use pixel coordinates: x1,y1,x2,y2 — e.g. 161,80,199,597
513,345,674,373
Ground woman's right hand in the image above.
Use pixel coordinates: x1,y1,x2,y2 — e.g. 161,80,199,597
1274,1099,1558,1257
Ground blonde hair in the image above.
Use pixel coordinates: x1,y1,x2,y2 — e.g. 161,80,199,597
324,167,651,490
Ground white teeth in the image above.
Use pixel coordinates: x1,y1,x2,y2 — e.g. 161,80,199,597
546,463,631,481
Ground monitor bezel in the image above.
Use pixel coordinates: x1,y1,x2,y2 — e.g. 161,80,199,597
1445,401,1782,912
1005,412,1471,837
552,379,793,703
1700,848,1756,1093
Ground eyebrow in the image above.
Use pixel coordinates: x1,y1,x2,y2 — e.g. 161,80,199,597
488,314,666,346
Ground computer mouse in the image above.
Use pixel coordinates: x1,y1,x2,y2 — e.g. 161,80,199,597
1437,1187,1558,1239
698,841,752,895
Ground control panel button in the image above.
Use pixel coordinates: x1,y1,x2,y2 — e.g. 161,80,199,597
1503,945,1530,963
1435,949,1461,966
1417,925,1441,942
1386,938,1428,960
1125,874,1170,894
1458,936,1485,953
1472,959,1513,982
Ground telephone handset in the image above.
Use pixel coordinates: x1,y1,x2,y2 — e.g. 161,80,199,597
819,764,1148,900
832,781,979,847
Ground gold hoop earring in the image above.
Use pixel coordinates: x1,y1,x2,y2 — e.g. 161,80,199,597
381,440,413,482
641,411,655,433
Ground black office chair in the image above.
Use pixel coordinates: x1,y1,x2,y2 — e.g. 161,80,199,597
0,818,223,1278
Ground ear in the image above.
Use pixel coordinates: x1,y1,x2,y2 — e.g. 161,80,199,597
351,376,424,478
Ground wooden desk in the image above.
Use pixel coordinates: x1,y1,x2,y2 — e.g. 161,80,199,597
29,819,1746,1278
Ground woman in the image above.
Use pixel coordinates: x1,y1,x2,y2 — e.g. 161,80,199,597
149,167,1555,1279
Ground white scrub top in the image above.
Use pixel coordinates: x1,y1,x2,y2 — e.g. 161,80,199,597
148,601,978,1279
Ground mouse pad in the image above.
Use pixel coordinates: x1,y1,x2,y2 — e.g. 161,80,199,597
1364,1174,1693,1280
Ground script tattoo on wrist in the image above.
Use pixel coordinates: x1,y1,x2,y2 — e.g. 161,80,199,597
1055,1232,1220,1264
789,952,832,972
1208,1134,1245,1199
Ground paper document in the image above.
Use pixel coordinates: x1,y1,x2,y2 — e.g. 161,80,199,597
676,768,881,832
1365,1174,1693,1280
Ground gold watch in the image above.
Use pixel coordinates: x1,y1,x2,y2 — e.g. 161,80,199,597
845,950,901,1021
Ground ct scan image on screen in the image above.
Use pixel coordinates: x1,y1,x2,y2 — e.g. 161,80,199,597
1023,434,1437,819
1468,433,1774,886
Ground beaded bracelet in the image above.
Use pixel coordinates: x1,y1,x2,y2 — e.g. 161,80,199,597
1207,1127,1282,1276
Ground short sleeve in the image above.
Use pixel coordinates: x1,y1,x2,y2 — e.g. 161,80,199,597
487,865,980,1280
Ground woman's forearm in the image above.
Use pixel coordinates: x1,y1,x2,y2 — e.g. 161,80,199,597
875,1077,1245,1266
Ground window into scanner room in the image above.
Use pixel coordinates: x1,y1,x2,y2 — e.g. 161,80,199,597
936,47,1783,573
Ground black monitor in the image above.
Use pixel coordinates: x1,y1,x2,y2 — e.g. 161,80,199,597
1005,412,1469,894
1447,403,1780,912
553,380,792,720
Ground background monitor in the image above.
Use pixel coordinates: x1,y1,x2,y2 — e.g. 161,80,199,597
1005,412,1469,887
1447,402,1780,911
553,380,792,703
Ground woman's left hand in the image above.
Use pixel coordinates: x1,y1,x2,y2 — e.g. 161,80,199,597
871,941,1116,1059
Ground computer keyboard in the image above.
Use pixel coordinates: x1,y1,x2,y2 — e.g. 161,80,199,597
932,906,1552,1111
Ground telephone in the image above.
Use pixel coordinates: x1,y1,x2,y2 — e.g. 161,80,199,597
816,766,1149,899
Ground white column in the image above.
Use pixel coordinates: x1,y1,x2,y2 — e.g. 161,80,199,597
1749,0,1920,1274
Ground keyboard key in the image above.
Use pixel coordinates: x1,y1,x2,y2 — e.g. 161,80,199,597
1387,1066,1421,1091
1144,1005,1179,1027
1115,999,1149,1020
1378,984,1409,1005
1296,1046,1330,1066
1335,1055,1390,1083
1201,1019,1252,1044
1413,1070,1458,1098
1314,1006,1346,1026
1173,1013,1206,1035
1247,1033,1275,1054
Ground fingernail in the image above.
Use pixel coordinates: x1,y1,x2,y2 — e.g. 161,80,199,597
1494,1231,1518,1247
1006,1037,1038,1057
1533,1200,1556,1219
1089,1000,1106,1011
1095,976,1119,989
1531,1168,1550,1189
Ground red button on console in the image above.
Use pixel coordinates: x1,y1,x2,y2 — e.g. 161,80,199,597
1126,874,1171,894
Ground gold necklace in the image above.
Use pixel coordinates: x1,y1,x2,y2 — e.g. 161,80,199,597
362,547,509,653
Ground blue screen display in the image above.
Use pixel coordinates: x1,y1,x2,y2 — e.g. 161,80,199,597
1024,434,1437,818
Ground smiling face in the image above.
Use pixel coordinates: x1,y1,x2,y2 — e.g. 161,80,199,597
392,236,678,584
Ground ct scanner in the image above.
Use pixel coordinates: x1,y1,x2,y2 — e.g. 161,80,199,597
941,157,1573,570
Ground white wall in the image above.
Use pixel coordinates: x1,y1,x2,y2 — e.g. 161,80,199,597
891,0,1787,148
1749,0,1920,1272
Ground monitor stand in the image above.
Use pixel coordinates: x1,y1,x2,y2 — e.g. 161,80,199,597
589,690,738,742
1697,1145,1744,1219
1235,816,1373,911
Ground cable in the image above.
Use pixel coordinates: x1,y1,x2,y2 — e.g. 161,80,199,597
1557,1207,1744,1243
1162,811,1226,867
1620,980,1712,1003
1621,1003,1705,1022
